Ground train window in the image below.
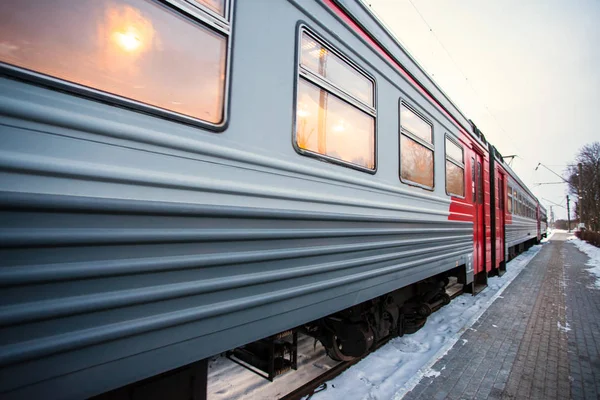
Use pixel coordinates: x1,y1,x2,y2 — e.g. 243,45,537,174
477,161,483,204
445,136,464,197
472,158,476,201
508,185,513,213
400,103,434,188
295,29,376,171
300,33,374,107
518,194,523,216
498,179,502,209
193,0,226,16
0,0,231,126
400,104,433,143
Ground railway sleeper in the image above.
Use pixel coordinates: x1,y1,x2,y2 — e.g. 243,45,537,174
225,331,298,381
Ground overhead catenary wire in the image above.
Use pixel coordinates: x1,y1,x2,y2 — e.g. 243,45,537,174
404,0,528,163
393,0,573,214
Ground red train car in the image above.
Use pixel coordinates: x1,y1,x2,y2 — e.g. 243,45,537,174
457,124,542,295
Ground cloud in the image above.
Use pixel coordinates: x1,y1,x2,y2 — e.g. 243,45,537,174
0,41,19,56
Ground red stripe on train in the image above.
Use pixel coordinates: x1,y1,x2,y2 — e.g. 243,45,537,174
322,0,470,138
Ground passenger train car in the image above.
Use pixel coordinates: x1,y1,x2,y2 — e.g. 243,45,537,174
0,0,546,398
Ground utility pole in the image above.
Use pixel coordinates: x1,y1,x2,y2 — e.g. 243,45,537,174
578,162,584,229
566,195,571,232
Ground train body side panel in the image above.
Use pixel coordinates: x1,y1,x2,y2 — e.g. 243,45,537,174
495,168,506,269
505,215,538,248
0,0,476,398
483,153,492,273
487,151,506,273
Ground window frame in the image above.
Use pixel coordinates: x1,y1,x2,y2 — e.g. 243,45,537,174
398,100,435,191
444,134,465,198
508,184,513,214
0,0,234,131
518,193,523,216
292,25,378,174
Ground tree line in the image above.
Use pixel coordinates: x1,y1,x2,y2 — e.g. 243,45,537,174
566,142,600,232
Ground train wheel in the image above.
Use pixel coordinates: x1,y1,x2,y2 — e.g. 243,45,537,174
403,317,427,334
442,293,451,306
325,334,356,362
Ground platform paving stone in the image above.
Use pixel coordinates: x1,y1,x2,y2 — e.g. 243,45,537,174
563,236,600,400
402,232,600,400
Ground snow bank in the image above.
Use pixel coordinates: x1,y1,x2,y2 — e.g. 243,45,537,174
569,236,600,289
541,229,556,243
310,245,543,400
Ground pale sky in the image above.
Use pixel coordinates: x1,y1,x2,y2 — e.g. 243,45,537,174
366,0,600,221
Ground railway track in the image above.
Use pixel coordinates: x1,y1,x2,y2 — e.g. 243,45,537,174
279,358,359,400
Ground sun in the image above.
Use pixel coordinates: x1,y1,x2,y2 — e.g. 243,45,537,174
112,29,142,52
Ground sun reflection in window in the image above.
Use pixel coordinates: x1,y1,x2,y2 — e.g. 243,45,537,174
99,4,155,69
296,80,375,170
112,29,142,52
0,0,228,124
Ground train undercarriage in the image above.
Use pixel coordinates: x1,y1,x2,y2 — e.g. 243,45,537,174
95,270,458,400
212,271,460,396
302,276,451,362
93,241,535,400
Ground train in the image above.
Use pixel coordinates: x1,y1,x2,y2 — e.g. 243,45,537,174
0,0,548,399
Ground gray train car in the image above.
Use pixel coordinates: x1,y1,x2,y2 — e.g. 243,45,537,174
0,0,485,398
504,163,540,257
539,204,548,238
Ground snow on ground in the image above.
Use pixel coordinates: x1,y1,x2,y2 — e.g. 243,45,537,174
311,245,544,400
557,321,571,333
208,334,339,400
568,235,600,289
541,229,557,243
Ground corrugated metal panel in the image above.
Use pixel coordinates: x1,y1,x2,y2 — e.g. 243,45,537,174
0,1,477,397
505,215,537,248
0,192,472,399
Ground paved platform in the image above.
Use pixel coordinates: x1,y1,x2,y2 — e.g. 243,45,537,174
403,232,600,400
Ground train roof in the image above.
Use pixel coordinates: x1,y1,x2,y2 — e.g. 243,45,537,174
336,0,488,148
500,158,539,203
336,1,539,205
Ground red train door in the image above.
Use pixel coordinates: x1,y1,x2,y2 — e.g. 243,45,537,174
497,174,506,273
472,153,486,291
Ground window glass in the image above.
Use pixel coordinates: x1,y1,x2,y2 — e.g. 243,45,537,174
472,158,476,200
0,0,227,124
498,178,504,210
192,0,225,16
518,195,522,215
508,197,513,213
445,138,463,163
400,104,432,143
300,33,373,107
446,160,465,197
400,135,434,188
445,136,464,197
296,79,375,169
477,161,483,204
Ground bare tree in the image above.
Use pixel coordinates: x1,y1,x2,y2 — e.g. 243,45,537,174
567,142,600,231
